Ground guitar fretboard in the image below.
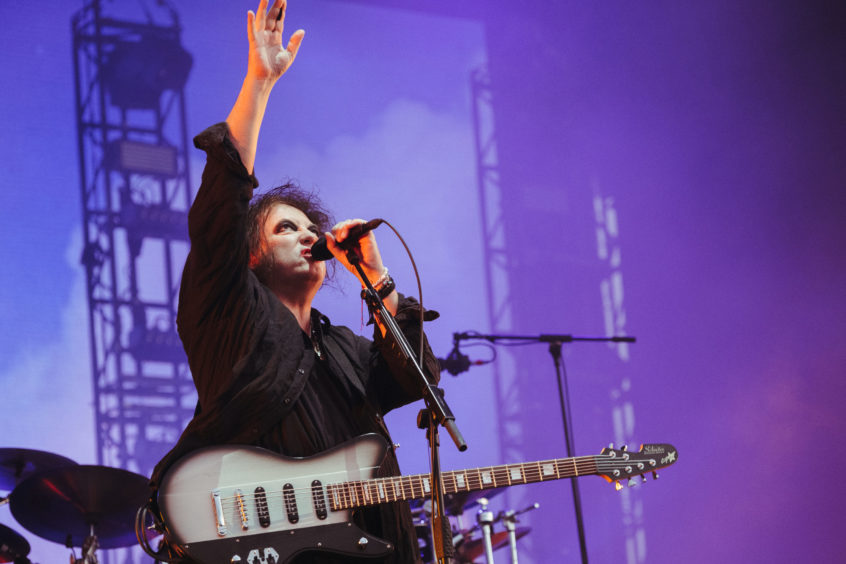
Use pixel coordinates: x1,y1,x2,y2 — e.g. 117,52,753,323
326,455,601,511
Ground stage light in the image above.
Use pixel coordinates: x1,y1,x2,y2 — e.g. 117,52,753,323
119,189,188,245
106,139,178,176
128,319,184,363
102,34,192,110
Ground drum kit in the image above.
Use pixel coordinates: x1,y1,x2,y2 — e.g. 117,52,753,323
0,448,150,564
413,487,538,564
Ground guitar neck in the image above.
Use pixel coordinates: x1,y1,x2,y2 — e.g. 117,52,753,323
326,454,600,511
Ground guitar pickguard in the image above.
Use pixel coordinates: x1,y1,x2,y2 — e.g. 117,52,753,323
158,435,391,563
182,522,392,564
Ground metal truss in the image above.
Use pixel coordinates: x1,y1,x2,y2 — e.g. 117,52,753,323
71,0,195,490
469,65,528,473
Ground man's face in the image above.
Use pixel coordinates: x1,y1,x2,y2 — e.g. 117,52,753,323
252,203,325,289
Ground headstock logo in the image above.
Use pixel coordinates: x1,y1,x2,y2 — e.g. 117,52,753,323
642,445,666,455
660,450,677,465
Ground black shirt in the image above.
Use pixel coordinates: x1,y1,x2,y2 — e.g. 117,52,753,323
151,123,440,564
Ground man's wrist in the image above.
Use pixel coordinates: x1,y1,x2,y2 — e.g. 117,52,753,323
361,267,395,299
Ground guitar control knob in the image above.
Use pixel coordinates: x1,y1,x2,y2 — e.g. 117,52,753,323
358,537,369,550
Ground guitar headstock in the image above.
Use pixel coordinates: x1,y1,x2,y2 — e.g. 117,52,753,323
597,443,678,490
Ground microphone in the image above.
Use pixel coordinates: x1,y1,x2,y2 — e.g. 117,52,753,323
310,218,384,261
437,345,487,376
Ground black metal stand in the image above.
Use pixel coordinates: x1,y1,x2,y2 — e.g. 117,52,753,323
549,341,588,564
347,250,467,564
454,332,635,564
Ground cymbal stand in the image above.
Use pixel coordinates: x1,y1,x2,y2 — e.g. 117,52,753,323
502,502,539,564
476,498,496,564
69,524,99,564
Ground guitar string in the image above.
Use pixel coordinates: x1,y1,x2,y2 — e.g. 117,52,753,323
216,462,660,516
214,456,614,505
213,456,659,509
213,458,657,506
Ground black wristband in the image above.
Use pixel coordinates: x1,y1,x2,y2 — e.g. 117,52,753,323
361,274,395,300
376,275,395,299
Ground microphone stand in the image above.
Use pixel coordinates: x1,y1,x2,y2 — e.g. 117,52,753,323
454,332,635,564
346,249,468,564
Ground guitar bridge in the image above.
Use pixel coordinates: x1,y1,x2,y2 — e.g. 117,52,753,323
211,488,229,537
234,488,249,530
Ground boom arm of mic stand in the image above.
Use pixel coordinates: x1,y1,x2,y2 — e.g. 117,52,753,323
348,251,467,451
348,251,465,563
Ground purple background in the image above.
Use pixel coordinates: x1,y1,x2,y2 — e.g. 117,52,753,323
1,0,844,562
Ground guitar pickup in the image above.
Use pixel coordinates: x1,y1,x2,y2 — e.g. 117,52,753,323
311,480,328,520
254,486,271,528
283,483,299,524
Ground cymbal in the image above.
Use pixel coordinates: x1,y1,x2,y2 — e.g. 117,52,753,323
0,448,77,490
456,526,530,562
9,465,150,549
0,523,31,563
410,487,506,517
442,487,505,516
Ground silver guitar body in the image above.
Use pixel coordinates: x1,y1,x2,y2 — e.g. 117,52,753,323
158,434,393,563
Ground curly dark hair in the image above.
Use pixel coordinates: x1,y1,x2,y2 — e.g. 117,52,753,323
247,183,335,282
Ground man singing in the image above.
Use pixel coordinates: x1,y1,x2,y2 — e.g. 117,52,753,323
150,1,440,562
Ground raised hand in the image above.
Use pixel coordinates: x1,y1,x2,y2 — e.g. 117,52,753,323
246,0,305,83
226,0,305,171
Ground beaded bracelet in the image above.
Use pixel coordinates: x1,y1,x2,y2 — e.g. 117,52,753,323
361,268,395,300
371,267,391,289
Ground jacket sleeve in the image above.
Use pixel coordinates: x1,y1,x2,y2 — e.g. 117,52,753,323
177,122,263,411
363,293,441,414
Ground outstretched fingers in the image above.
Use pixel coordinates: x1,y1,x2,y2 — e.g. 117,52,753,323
286,28,305,59
256,0,269,30
275,0,287,28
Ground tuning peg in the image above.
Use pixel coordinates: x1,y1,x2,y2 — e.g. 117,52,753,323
608,442,615,450
652,471,659,480
614,481,623,491
620,445,627,452
641,475,648,484
627,478,638,488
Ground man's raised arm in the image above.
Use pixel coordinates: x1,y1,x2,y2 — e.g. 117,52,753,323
226,0,304,172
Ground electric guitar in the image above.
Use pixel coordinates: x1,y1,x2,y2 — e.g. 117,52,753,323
157,434,678,564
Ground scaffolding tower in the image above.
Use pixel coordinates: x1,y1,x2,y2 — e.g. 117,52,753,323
71,0,195,487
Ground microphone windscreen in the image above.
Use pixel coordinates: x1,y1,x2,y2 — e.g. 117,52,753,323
310,237,334,261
